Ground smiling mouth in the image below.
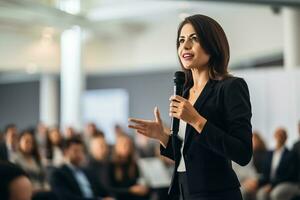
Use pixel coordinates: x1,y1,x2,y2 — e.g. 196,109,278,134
182,53,194,59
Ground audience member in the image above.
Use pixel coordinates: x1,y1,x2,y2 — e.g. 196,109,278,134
85,134,111,191
233,131,267,200
0,124,18,162
292,121,300,180
65,126,77,139
50,137,113,200
256,127,296,200
84,122,104,147
109,135,150,200
0,161,32,200
252,131,268,175
35,123,48,158
45,127,64,167
13,130,48,191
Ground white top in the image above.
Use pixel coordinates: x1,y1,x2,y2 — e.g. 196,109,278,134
177,120,187,172
270,147,285,180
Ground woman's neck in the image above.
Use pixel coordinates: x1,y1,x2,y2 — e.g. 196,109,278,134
191,68,209,89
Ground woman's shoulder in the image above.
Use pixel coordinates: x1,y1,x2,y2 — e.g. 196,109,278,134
214,76,248,91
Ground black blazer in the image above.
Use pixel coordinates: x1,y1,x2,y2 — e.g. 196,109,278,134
160,77,252,196
259,148,297,187
50,164,109,200
0,141,9,161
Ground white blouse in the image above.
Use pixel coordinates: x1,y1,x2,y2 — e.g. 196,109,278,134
177,120,187,172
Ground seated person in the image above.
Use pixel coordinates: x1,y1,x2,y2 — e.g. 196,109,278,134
0,161,32,200
50,136,113,200
256,128,297,200
0,124,18,162
233,131,267,200
13,130,48,191
85,134,111,191
109,135,150,200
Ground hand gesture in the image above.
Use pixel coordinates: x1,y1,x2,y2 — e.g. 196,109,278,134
128,107,167,142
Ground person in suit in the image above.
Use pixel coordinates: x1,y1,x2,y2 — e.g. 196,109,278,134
50,136,114,200
256,128,297,200
0,124,18,162
128,14,252,200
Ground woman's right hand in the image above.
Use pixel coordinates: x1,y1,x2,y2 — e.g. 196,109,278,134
128,107,169,147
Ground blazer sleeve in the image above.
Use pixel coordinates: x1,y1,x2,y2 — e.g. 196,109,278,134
195,78,253,166
160,135,174,161
160,134,183,162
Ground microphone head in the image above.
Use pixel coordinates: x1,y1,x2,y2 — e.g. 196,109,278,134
173,71,185,86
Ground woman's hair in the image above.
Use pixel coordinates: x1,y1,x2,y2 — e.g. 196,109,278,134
112,135,137,181
177,14,231,88
252,131,267,151
19,130,42,166
45,127,63,160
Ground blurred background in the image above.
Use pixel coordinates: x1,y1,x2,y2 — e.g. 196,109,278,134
1,0,300,146
1,1,300,200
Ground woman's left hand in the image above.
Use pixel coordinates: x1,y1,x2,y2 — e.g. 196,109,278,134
169,95,207,133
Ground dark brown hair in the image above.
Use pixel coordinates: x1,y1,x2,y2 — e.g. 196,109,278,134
19,130,42,166
177,14,230,88
112,135,137,181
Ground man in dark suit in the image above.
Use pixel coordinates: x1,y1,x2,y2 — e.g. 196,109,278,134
292,121,300,180
0,124,18,161
256,128,297,200
50,137,114,200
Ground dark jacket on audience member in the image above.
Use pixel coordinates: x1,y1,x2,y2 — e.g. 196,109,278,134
0,141,9,161
292,140,300,182
50,164,109,200
108,161,149,200
160,77,253,197
85,158,111,191
259,148,297,188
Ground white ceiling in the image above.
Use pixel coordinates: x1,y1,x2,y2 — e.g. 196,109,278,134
0,0,284,75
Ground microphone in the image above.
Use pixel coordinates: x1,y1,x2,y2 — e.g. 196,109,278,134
171,71,185,135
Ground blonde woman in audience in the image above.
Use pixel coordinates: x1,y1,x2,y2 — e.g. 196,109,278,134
13,130,48,191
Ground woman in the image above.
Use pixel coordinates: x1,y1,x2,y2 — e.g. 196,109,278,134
13,130,48,191
45,127,64,167
109,135,150,200
86,134,111,190
129,14,252,200
252,131,267,174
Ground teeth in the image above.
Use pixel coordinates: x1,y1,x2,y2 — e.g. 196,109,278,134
183,54,193,58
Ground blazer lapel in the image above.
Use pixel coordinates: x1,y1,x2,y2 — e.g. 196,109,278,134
183,79,216,153
63,165,84,196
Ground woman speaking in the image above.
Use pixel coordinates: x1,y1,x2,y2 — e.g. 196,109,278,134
128,14,252,200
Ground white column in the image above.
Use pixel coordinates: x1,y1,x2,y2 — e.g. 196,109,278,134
60,26,85,131
40,74,58,127
283,7,300,69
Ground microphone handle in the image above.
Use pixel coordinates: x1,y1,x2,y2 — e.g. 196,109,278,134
171,84,183,135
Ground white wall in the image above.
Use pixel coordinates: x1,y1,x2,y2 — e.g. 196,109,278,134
235,68,300,148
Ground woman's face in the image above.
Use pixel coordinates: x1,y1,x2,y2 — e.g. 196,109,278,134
49,129,61,145
178,23,210,70
115,137,132,158
90,137,108,160
19,133,33,155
